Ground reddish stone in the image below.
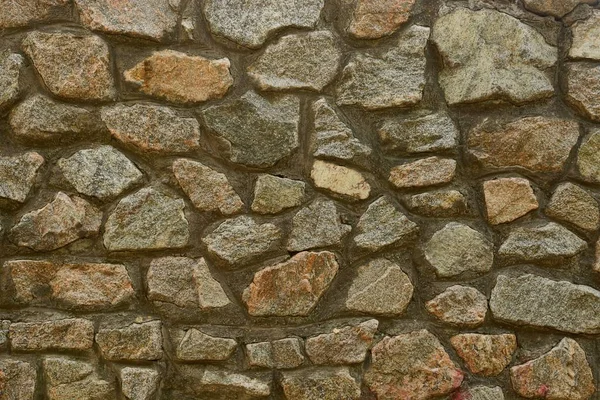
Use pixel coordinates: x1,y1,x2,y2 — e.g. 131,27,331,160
347,0,416,39
450,333,517,376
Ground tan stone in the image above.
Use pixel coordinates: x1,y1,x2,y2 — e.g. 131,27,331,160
96,321,163,361
450,334,517,376
10,319,94,351
523,0,595,17
347,0,416,39
311,160,370,200
425,285,488,327
389,156,456,188
546,182,600,231
570,10,600,61
566,62,600,122
483,178,538,225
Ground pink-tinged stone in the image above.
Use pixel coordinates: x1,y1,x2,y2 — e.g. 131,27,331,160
347,0,416,39
425,285,488,327
9,319,94,351
523,0,596,17
0,359,36,400
483,177,538,225
450,333,517,376
0,0,70,28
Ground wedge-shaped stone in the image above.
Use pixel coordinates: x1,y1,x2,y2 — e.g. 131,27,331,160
44,357,115,400
347,0,416,39
0,52,24,111
450,334,517,376
281,367,361,400
546,182,600,231
577,129,600,182
10,319,94,351
426,285,488,327
311,160,371,200
389,157,456,188
198,367,271,399
484,177,538,225
0,152,43,203
96,321,163,361
566,62,600,122
306,319,377,365
176,329,237,361
0,359,36,400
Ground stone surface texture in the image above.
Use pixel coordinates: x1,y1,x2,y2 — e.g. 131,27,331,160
483,177,538,225
347,0,416,39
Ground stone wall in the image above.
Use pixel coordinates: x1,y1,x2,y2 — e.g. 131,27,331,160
0,0,599,399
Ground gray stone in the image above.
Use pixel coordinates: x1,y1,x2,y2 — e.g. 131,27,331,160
378,113,458,154
10,318,94,351
176,329,237,361
577,129,600,182
566,62,600,121
310,160,371,200
389,157,456,188
44,357,115,400
120,367,160,400
246,338,304,369
523,0,595,17
96,321,163,361
0,360,36,400
281,367,361,400
0,0,70,28
425,285,488,327
199,367,271,399
0,320,10,349
405,190,467,217
546,182,600,231
455,386,505,400
570,10,600,60
0,52,23,111
0,152,43,203
252,175,305,214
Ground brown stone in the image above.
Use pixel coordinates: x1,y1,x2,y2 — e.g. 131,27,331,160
450,334,517,376
426,285,488,327
483,177,538,225
0,152,44,204
10,319,94,352
281,367,361,400
523,0,595,17
0,0,70,28
0,360,36,400
176,329,237,361
389,156,456,188
569,10,600,61
347,0,416,39
566,62,600,122
246,338,304,369
405,190,467,217
546,182,600,231
96,321,163,361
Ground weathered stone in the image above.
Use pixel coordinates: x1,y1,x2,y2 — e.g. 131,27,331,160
389,157,456,188
577,129,600,182
252,175,305,214
483,177,538,225
104,187,189,251
511,338,594,400
125,50,233,103
23,31,115,101
0,152,43,204
10,319,94,351
450,334,517,376
570,10,600,60
490,274,600,334
173,159,243,215
246,338,304,369
101,103,201,153
523,0,596,17
44,357,115,400
281,367,361,400
546,182,600,231
203,0,324,48
243,251,339,316
306,319,377,365
0,52,23,111
0,321,10,349
566,62,600,121
431,8,556,105
311,160,371,200
11,192,101,251
203,216,282,265
0,360,36,400
176,329,236,361
425,285,488,327
452,386,505,400
96,321,163,361
365,330,463,399
199,367,271,399
120,367,160,400
0,0,70,28
379,113,458,154
405,190,467,217
347,0,416,39
248,31,341,91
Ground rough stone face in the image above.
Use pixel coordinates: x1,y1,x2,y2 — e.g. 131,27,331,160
120,367,160,400
103,187,189,251
251,175,305,214
176,329,237,361
455,386,505,400
0,321,10,349
96,321,163,361
0,359,36,400
198,367,271,399
389,157,456,188
570,10,600,60
22,31,115,101
566,62,600,121
246,338,304,369
450,334,517,376
0,152,43,203
347,0,416,39
243,251,339,316
202,91,300,168
523,0,596,17
311,160,371,200
511,338,594,400
0,52,24,111
336,25,429,109
365,330,463,399
0,0,70,28
281,368,361,400
577,129,600,182
9,319,94,351
483,178,538,225
431,8,556,105
125,50,233,103
546,182,600,231
405,190,467,217
425,285,488,327
44,357,115,400
490,274,600,334
379,113,458,154
173,158,243,215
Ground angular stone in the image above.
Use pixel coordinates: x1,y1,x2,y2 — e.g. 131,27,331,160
120,367,160,400
11,192,101,251
346,258,413,316
425,285,488,327
202,216,282,265
203,0,324,48
96,321,163,361
365,330,463,400
176,329,236,361
0,359,36,400
104,187,189,251
202,91,299,167
0,321,10,349
125,50,233,103
0,52,23,111
23,31,115,101
252,175,305,214
243,251,339,316
306,319,377,365
432,8,556,105
246,338,304,369
311,160,370,200
44,357,115,400
173,158,243,215
102,103,201,153
577,130,600,182
570,10,600,60
389,157,456,188
450,334,517,376
347,0,416,39
281,367,361,400
453,386,505,400
10,319,94,351
287,199,351,251
0,152,43,203
0,0,70,28
566,62,600,121
379,113,458,154
199,367,271,399
483,177,538,225
511,338,594,400
523,0,595,17
405,190,467,217
546,182,600,231
57,146,143,201
337,25,429,109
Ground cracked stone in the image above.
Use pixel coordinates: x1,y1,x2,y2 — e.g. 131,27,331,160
546,182,600,231
405,190,467,217
176,329,237,361
389,157,456,188
0,152,43,204
483,177,538,225
523,0,596,17
450,333,517,376
198,367,271,399
346,0,416,39
120,367,160,400
566,62,600,121
0,0,70,28
306,319,378,365
425,285,488,327
251,175,305,214
0,359,36,400
44,357,115,400
570,10,600,60
0,51,24,111
10,319,94,351
577,129,600,183
96,321,163,361
246,338,304,369
311,160,371,200
281,367,361,400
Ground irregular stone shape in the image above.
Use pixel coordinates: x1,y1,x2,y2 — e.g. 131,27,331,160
379,113,458,154
202,91,300,168
354,197,418,251
405,190,467,217
23,31,115,101
0,321,10,349
9,319,94,351
0,52,24,111
577,129,600,182
570,10,600,60
346,258,413,316
287,199,351,251
365,330,463,400
0,152,43,203
147,256,230,310
252,175,305,214
450,334,517,376
173,158,243,215
0,0,70,28
202,216,282,265
248,31,341,91
455,386,505,400
347,0,416,39
125,50,233,103
523,0,596,17
566,62,600,121
120,367,160,400
203,0,324,48
431,8,556,105
483,177,538,225
176,329,237,361
306,319,378,365
546,182,600,231
0,360,36,400
102,103,201,153
243,251,339,316
389,157,456,188
337,25,429,109
281,367,361,400
468,116,580,173
103,187,189,251
96,321,163,361
311,160,371,200
511,338,594,400
75,0,178,41
199,367,271,399
246,338,304,369
44,357,115,400
11,192,101,251
490,274,600,334
57,146,143,201
425,285,488,327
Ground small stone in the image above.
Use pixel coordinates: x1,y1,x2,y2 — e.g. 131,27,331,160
281,367,361,400
483,178,538,225
570,10,600,60
546,182,600,231
243,251,339,317
347,0,416,39
287,199,351,252
96,321,163,361
0,321,10,349
311,160,371,200
454,386,505,400
0,360,36,399
0,52,24,111
102,103,201,153
44,357,115,400
246,338,304,369
523,0,595,17
511,338,594,400
566,62,600,121
173,158,243,215
120,367,160,400
425,285,488,327
104,187,189,251
389,157,456,188
337,25,429,109
577,129,600,182
176,329,236,361
10,318,94,351
305,319,378,365
0,0,70,28
199,367,271,399
252,175,305,214
450,334,517,376
0,152,43,204
125,50,233,103
405,190,467,217
23,31,115,101
365,330,463,400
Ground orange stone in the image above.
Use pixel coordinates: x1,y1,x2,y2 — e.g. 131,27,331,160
348,0,416,39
